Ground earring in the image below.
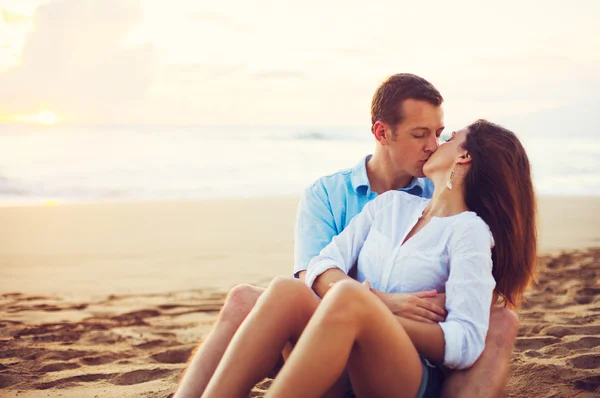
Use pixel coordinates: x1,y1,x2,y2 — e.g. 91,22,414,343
446,167,455,190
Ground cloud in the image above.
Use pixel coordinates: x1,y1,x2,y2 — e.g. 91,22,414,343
333,48,378,57
190,11,247,33
2,8,30,24
0,0,158,122
250,69,304,80
162,63,242,81
438,53,600,107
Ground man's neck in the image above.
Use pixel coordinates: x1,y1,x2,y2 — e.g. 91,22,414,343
366,152,415,194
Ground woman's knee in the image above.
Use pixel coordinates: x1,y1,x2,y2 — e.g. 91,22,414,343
322,280,370,319
259,277,319,327
267,276,312,300
268,276,305,291
327,279,366,299
220,284,264,324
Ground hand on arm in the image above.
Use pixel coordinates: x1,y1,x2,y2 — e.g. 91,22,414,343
371,289,447,323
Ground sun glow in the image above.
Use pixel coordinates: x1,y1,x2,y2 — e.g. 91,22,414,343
13,110,60,125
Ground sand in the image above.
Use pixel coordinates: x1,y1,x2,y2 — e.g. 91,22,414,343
0,196,599,397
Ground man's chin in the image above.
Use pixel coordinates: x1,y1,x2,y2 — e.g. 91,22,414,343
413,166,427,179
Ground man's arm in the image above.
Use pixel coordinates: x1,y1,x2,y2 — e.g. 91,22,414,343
293,183,339,279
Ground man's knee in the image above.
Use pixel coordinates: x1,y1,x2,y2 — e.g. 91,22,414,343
488,307,520,348
220,284,263,324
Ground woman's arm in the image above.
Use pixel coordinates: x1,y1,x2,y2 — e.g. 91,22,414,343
439,217,496,369
395,316,445,364
305,192,396,296
312,268,353,298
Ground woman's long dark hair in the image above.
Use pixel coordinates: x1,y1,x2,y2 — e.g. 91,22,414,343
462,119,537,309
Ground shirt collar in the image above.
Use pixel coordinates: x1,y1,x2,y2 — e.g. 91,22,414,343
350,155,372,194
403,177,425,196
351,154,424,196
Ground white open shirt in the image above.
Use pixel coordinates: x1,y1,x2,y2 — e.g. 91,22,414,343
305,190,496,369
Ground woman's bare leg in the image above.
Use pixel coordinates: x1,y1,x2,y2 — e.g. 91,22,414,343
266,280,423,398
202,277,321,398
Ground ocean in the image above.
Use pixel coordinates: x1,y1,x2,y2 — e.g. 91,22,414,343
1,123,599,204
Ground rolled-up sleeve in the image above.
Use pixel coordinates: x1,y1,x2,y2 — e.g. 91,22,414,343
305,192,393,291
439,217,496,369
293,183,339,277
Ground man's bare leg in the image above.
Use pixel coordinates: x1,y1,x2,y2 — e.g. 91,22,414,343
173,284,264,398
441,307,520,398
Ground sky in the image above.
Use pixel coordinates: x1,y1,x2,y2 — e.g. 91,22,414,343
0,0,599,132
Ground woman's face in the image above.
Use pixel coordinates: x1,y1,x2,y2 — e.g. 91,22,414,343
422,127,469,178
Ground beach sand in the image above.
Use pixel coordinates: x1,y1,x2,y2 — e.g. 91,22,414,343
0,196,599,397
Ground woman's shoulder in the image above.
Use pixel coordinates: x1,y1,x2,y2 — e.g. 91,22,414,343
449,212,495,248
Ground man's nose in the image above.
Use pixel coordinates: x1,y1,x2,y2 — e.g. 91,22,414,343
425,134,439,153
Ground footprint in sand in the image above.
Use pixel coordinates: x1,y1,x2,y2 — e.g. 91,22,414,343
112,309,162,322
514,336,561,351
0,348,39,361
33,368,177,390
80,352,132,366
109,368,178,386
151,346,195,364
542,325,600,338
42,349,97,361
37,361,81,372
157,303,224,315
559,336,600,350
34,373,112,390
574,375,600,394
0,374,24,389
567,354,600,370
523,350,544,358
135,339,180,350
542,346,572,357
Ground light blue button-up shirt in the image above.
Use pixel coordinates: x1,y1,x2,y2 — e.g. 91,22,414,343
294,155,434,276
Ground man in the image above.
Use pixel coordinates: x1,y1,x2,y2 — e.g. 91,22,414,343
175,74,519,398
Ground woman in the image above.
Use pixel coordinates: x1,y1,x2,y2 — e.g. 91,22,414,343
202,119,537,398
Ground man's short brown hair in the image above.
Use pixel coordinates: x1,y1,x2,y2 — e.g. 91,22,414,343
371,73,443,129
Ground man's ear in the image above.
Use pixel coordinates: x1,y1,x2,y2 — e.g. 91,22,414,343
372,121,389,146
456,151,472,165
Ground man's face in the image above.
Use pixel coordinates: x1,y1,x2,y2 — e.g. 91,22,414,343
385,99,444,178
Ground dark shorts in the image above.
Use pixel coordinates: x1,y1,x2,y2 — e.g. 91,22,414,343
344,356,445,398
416,356,445,398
